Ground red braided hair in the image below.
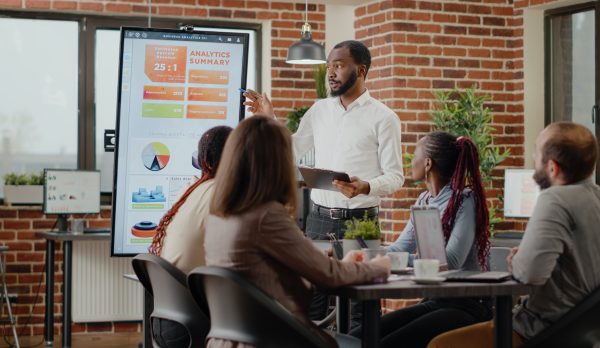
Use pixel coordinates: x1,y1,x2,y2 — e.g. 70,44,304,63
423,132,490,270
148,125,232,256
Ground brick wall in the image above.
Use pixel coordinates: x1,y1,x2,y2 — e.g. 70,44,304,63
0,0,325,336
354,0,560,243
354,0,564,310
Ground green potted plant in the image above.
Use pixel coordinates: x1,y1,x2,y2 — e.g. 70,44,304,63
3,171,45,205
342,212,381,255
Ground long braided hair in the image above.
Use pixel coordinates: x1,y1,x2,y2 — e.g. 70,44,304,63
149,126,232,255
422,131,490,270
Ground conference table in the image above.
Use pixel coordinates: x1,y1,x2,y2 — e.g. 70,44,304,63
332,278,531,348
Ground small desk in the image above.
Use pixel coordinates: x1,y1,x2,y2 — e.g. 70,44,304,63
332,279,531,348
37,232,110,348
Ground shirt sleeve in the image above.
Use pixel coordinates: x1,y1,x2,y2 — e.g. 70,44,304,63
292,105,315,161
512,190,569,285
258,204,388,288
444,194,477,270
367,112,404,196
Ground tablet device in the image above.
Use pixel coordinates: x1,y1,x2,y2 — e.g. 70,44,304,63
298,166,351,191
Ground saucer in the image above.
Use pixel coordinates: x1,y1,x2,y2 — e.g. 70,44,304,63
411,276,446,285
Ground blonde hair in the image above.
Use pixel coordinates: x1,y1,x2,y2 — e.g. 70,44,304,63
210,116,297,216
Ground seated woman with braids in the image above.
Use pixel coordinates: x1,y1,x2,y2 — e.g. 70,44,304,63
351,131,492,348
146,126,231,348
149,125,232,273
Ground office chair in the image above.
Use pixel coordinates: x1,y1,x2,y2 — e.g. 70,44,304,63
490,247,511,272
132,254,209,348
188,266,359,348
518,285,600,348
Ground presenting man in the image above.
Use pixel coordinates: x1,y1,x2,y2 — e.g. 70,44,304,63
245,40,404,324
244,40,404,240
428,121,600,348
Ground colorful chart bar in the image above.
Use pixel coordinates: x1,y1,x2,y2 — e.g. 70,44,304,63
188,70,229,85
188,87,228,102
186,105,227,119
142,103,184,118
143,86,185,101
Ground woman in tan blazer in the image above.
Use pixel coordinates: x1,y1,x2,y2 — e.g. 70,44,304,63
204,116,391,348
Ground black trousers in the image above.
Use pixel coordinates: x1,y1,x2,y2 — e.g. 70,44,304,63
349,298,493,348
305,205,378,329
152,318,190,348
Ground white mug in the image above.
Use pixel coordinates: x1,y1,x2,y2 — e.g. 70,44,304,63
361,248,386,261
413,259,440,278
388,252,409,271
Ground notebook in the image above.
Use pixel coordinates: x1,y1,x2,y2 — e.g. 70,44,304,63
411,205,512,283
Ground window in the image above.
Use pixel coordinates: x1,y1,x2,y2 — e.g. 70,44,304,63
0,17,78,197
546,2,599,182
0,11,261,198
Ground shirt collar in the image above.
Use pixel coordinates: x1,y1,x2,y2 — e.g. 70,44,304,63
334,89,371,111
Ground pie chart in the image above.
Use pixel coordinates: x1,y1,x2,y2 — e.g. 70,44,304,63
142,142,170,171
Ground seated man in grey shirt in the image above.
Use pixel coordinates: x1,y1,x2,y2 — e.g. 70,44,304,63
428,121,600,348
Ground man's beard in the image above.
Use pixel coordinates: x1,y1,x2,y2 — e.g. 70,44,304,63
533,167,551,190
330,69,358,97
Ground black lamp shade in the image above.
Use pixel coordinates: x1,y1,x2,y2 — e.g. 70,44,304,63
286,31,326,65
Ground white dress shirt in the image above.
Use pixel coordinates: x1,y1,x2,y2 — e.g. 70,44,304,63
293,90,404,209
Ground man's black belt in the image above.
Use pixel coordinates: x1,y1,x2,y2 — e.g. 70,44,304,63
312,203,379,220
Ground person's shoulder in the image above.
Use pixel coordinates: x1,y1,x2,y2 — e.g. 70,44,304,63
365,97,399,122
542,180,600,202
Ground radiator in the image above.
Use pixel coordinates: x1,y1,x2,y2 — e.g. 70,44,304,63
72,240,143,322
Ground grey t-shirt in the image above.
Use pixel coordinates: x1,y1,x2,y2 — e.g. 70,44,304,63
512,178,600,339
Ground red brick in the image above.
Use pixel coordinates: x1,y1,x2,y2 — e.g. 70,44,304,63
0,0,22,7
106,3,131,12
222,0,243,7
209,8,232,17
4,220,31,230
184,8,208,17
247,1,268,9
52,1,76,10
156,6,182,15
25,0,50,8
419,1,441,11
0,209,18,218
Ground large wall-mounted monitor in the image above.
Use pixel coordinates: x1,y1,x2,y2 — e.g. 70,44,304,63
503,169,540,218
44,169,101,230
111,27,249,256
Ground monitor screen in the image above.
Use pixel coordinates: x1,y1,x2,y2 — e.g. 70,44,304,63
43,169,101,215
503,169,540,218
111,27,250,256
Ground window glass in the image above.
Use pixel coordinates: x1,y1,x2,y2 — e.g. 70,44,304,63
0,18,78,197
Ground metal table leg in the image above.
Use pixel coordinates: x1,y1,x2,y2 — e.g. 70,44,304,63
62,241,72,348
362,300,380,348
336,296,351,334
495,295,513,348
44,240,55,347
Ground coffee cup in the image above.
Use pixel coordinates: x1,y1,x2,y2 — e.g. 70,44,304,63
361,248,386,261
413,259,440,278
388,251,409,271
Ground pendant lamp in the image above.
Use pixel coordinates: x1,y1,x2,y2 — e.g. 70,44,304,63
286,0,326,64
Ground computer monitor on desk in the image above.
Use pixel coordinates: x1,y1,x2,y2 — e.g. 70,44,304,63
503,169,540,218
43,169,101,232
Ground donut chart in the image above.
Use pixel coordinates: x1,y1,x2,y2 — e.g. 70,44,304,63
142,142,170,171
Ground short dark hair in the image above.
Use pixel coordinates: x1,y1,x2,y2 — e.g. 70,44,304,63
333,40,371,78
542,122,598,184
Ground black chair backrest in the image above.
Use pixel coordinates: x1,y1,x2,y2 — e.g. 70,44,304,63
132,254,209,348
519,285,600,348
188,266,335,348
